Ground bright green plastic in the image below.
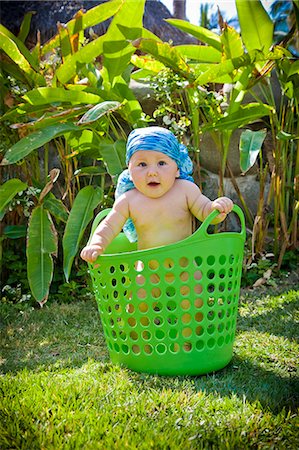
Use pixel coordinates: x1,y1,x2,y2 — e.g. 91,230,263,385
88,205,246,376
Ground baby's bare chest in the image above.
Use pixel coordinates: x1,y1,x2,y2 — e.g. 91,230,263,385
129,193,190,229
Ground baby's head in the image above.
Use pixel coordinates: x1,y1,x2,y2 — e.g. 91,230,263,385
126,127,192,177
125,127,193,198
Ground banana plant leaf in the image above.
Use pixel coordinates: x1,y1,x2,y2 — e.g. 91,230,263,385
130,68,158,80
3,225,27,239
41,0,123,55
64,129,101,157
174,45,221,63
131,55,166,73
165,19,222,52
132,39,191,79
236,0,273,53
0,102,59,122
201,103,274,132
0,178,27,220
27,205,58,304
56,35,106,84
98,140,126,176
102,0,146,84
63,186,103,282
17,11,35,43
288,60,299,76
74,166,106,176
192,63,237,84
0,59,29,85
239,129,267,173
111,76,144,126
23,87,102,106
194,54,251,85
221,26,244,60
0,24,39,71
11,106,90,132
2,123,79,165
78,101,122,124
43,196,69,223
58,23,72,61
0,28,45,86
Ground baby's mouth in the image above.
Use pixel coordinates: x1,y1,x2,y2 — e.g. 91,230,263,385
148,181,160,187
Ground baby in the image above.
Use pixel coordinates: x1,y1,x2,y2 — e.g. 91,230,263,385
81,126,233,263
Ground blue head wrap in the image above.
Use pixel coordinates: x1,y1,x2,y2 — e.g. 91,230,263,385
115,126,194,242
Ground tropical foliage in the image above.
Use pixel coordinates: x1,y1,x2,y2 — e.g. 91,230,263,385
0,0,298,303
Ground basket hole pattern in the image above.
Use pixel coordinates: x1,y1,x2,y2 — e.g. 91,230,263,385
92,252,242,356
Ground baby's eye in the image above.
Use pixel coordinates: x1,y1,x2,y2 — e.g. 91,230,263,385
158,160,167,166
138,162,147,167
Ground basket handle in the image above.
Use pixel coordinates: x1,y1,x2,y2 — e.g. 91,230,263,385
194,204,246,239
88,208,111,244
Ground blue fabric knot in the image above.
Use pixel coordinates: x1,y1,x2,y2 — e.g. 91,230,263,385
115,126,194,242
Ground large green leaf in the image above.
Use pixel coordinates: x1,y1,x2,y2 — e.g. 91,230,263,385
58,23,73,61
112,76,144,126
0,28,45,86
56,35,106,84
194,55,251,85
12,106,90,132
17,11,35,43
165,19,222,52
0,178,27,220
23,87,102,106
132,39,191,79
41,0,123,55
65,129,101,156
0,24,39,71
74,166,106,177
63,186,103,281
56,1,148,85
0,102,58,122
43,197,69,223
78,101,122,124
3,225,27,239
2,123,79,165
175,45,221,63
221,25,244,60
236,0,273,53
202,103,274,131
239,129,267,173
98,140,126,176
27,205,58,304
131,55,166,73
192,63,238,84
102,0,145,83
0,59,29,85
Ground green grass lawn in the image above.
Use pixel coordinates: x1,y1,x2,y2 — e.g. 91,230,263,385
1,282,298,449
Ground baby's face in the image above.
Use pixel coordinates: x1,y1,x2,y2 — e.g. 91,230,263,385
128,150,179,198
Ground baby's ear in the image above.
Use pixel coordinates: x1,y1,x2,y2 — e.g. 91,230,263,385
176,169,180,178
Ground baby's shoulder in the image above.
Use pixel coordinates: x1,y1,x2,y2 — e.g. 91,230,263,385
175,179,201,194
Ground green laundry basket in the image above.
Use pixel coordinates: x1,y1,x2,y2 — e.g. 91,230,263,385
88,205,246,376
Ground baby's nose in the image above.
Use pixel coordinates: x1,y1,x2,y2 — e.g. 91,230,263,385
147,165,157,175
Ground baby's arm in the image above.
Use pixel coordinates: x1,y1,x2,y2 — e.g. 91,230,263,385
80,195,129,263
186,182,233,223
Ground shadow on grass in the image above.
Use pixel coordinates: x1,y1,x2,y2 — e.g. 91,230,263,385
0,299,110,375
237,295,299,342
191,355,299,414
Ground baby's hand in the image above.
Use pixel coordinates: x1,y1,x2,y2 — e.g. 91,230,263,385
211,197,233,221
80,244,103,263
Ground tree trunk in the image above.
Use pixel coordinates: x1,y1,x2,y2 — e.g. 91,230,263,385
173,0,186,20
